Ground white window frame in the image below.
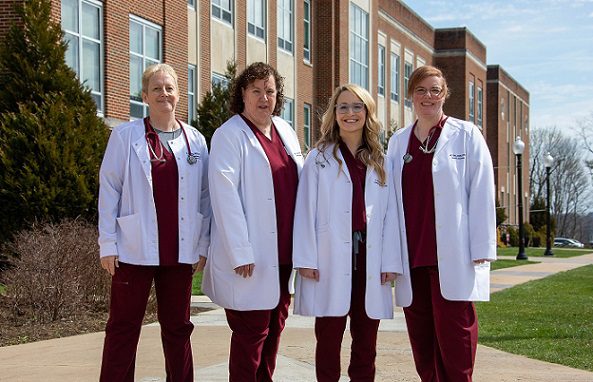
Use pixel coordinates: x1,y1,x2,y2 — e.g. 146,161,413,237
469,80,475,122
212,72,230,89
188,65,196,123
378,44,385,96
278,0,294,53
403,61,413,108
477,86,483,128
62,0,104,115
282,97,294,127
212,0,233,25
303,103,311,150
349,3,369,89
248,0,265,39
187,0,195,9
129,16,162,120
303,0,311,62
390,52,400,102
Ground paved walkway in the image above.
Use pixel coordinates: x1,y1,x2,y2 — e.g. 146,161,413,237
1,253,593,382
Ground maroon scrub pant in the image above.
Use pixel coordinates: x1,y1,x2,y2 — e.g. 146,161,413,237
403,266,478,382
224,265,292,382
314,246,380,382
99,262,194,382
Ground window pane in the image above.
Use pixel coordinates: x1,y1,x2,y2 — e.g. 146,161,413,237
61,0,78,32
130,21,142,54
82,40,100,91
146,28,160,60
130,55,143,98
64,33,79,74
130,102,144,119
81,3,100,39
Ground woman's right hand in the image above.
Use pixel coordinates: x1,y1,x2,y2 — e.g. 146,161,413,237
100,255,119,276
234,263,255,278
298,268,319,281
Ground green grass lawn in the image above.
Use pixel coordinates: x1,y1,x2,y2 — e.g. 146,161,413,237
497,247,591,258
477,264,593,372
491,259,538,271
192,272,203,295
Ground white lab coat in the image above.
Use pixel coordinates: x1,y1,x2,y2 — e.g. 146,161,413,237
292,145,403,319
98,118,211,265
387,117,496,306
202,115,304,310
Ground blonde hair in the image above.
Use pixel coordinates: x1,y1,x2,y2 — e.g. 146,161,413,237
316,84,386,186
141,63,179,95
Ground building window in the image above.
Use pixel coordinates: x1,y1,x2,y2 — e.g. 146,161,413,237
303,103,311,150
62,0,103,114
248,0,265,39
188,0,195,8
403,61,413,108
282,97,294,127
378,44,385,96
188,65,196,123
278,0,293,53
469,80,475,122
212,72,230,88
303,0,311,62
477,86,483,128
129,16,162,119
390,52,400,102
349,3,369,89
212,0,233,25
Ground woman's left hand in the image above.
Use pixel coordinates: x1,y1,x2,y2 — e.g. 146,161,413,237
193,256,207,273
381,272,397,285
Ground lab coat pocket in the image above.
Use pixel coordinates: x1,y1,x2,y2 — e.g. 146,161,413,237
116,214,141,255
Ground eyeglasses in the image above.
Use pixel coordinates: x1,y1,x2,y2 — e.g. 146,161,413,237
414,87,443,97
336,102,365,114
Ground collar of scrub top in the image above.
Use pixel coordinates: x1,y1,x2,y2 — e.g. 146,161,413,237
143,117,199,165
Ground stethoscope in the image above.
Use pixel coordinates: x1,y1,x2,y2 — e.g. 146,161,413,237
402,115,448,164
144,117,199,165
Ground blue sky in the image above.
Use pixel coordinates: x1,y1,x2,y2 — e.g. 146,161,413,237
402,0,593,130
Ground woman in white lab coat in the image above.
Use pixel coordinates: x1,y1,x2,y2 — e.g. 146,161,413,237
293,84,402,382
201,62,303,382
387,65,496,382
98,63,210,382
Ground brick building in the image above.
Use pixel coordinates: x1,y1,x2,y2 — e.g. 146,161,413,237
0,0,530,224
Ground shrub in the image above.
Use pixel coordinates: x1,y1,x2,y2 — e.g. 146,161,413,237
0,0,108,244
1,219,110,323
507,226,519,247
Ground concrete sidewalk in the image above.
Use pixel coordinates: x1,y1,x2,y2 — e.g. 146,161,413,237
1,253,593,382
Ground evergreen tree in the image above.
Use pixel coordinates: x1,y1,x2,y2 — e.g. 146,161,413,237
495,198,507,228
0,0,108,243
192,61,236,147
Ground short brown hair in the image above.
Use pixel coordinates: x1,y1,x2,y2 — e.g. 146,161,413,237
407,65,450,100
229,62,285,116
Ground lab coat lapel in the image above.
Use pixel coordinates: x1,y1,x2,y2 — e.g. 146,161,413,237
237,116,269,162
133,134,152,184
434,119,456,156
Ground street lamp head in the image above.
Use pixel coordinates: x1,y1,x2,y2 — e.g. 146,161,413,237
512,136,525,155
544,152,554,168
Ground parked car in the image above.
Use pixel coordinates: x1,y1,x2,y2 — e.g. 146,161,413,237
553,237,585,248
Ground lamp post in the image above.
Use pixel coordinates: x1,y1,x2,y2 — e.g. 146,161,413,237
543,152,554,256
513,136,527,260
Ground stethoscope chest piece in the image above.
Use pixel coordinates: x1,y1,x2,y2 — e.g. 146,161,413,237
187,153,199,165
403,153,413,164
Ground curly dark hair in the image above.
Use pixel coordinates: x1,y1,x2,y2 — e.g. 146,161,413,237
229,62,285,116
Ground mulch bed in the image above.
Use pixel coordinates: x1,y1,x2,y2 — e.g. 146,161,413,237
0,298,207,347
